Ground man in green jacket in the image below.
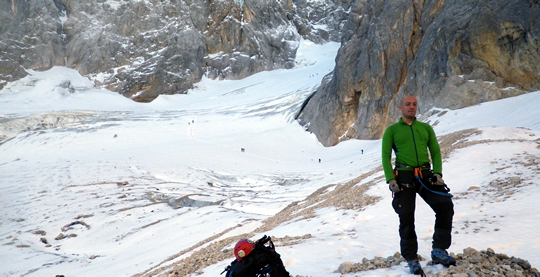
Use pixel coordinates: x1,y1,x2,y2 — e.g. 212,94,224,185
381,95,455,275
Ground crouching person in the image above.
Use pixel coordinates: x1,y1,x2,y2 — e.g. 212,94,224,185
222,235,290,277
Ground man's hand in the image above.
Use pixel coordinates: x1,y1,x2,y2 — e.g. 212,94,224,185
388,179,401,193
431,173,444,186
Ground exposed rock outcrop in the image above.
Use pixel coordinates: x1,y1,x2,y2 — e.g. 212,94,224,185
0,0,353,102
0,0,66,86
4,0,538,143
337,247,540,276
298,0,540,146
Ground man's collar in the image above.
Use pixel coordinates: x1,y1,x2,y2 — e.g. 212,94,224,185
399,117,417,125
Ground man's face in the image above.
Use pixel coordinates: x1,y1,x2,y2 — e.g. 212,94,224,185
399,96,417,118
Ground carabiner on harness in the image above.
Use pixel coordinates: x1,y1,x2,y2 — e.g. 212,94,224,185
413,167,453,198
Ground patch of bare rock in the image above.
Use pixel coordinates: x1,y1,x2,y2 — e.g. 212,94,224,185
337,247,539,277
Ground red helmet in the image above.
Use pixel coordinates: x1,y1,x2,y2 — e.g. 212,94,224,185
234,239,255,261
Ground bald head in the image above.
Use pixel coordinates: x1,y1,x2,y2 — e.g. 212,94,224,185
401,95,417,106
399,95,418,124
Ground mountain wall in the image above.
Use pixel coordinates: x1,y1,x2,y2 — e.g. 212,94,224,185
2,0,539,145
297,0,540,146
0,0,352,102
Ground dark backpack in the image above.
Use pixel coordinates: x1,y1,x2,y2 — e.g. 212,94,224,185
222,236,290,277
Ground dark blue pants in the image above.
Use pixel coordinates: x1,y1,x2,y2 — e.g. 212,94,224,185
392,170,454,261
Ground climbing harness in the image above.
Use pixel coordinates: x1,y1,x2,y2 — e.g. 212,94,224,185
394,163,453,197
413,167,453,198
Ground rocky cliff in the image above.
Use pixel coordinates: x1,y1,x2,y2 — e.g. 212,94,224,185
298,0,540,146
0,0,352,102
2,0,539,145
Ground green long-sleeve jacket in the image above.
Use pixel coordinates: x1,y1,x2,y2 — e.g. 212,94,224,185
381,117,442,183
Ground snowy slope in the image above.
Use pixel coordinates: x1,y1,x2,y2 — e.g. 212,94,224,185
1,41,539,277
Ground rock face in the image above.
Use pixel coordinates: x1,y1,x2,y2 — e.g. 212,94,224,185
3,1,539,144
0,0,65,86
0,0,353,102
298,0,540,146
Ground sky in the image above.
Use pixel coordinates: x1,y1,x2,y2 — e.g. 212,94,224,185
1,40,539,277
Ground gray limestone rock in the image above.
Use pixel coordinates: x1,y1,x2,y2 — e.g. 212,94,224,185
0,0,351,102
298,0,540,146
3,0,537,143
